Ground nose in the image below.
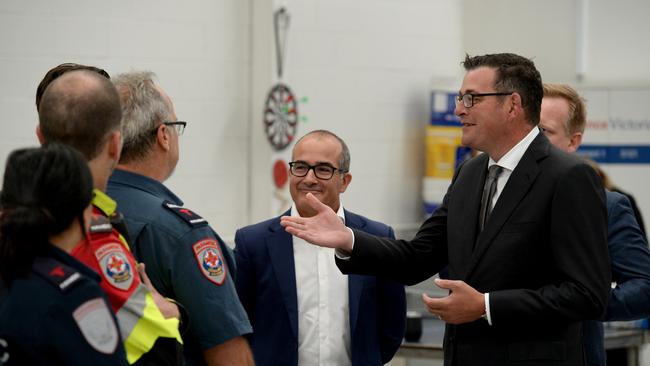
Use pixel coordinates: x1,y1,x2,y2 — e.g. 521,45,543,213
302,168,319,183
454,100,466,117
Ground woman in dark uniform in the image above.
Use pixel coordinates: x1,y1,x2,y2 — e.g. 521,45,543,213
0,144,127,365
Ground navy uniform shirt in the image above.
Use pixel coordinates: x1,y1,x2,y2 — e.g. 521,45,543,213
107,169,252,366
0,245,127,366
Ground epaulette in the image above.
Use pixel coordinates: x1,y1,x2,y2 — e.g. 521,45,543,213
163,201,207,227
109,210,132,244
89,215,112,234
32,257,82,292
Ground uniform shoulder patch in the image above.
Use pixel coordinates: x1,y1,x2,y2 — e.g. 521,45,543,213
89,215,113,234
94,242,135,291
32,257,82,292
73,298,119,354
192,239,227,285
163,201,207,227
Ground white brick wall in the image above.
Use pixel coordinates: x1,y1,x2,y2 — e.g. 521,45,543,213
0,0,252,239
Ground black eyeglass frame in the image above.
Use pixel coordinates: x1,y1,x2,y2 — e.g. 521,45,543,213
288,161,348,180
456,92,513,108
152,121,187,135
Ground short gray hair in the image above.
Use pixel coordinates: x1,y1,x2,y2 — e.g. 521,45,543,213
293,130,350,172
112,71,172,163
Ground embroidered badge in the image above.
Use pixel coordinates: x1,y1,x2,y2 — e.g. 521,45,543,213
73,298,119,354
192,239,226,285
95,243,134,291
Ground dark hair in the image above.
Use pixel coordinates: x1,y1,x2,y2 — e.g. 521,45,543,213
293,129,351,172
38,69,122,160
35,63,110,111
462,53,543,125
0,144,93,283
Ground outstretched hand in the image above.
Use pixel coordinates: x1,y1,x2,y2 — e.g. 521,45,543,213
421,278,485,324
280,193,353,252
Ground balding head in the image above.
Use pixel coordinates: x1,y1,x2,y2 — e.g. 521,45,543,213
38,69,122,160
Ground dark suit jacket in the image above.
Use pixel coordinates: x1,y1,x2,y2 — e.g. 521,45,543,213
583,191,650,366
234,209,406,366
337,133,611,366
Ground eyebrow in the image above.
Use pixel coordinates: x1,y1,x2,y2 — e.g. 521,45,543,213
458,88,478,94
294,160,336,166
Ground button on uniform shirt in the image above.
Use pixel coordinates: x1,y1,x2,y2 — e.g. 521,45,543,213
292,204,352,366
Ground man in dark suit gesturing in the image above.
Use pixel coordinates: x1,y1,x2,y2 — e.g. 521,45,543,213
281,53,611,366
235,130,406,366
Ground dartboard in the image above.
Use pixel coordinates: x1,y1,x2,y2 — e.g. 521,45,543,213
264,83,298,151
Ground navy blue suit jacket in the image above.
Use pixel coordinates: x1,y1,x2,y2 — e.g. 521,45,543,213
234,209,406,366
583,191,650,366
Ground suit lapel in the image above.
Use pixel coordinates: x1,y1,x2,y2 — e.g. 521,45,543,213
464,155,489,265
267,214,299,339
449,154,488,279
466,133,548,279
345,210,365,335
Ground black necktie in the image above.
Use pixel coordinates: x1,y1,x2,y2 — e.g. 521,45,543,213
479,165,503,231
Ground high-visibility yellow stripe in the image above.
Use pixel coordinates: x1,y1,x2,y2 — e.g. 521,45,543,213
123,292,183,364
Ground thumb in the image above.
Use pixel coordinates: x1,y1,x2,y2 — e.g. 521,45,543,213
434,278,458,290
138,263,154,289
306,192,329,213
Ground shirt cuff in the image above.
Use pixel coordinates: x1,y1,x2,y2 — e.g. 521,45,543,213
334,227,355,260
484,292,492,325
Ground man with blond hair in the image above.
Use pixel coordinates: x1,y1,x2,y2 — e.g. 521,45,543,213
541,83,650,366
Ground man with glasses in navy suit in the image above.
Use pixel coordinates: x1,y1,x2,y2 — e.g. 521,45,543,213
234,129,406,366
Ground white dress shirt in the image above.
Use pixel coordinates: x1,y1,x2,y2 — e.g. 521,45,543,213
483,126,539,324
292,204,352,366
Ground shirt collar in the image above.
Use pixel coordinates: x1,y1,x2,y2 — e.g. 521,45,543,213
109,168,183,205
488,127,539,171
291,202,346,224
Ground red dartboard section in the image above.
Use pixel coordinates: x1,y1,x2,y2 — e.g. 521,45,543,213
272,159,289,189
264,83,298,151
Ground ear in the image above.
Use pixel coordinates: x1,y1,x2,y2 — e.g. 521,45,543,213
107,130,122,162
35,125,45,145
339,172,352,193
508,92,523,116
155,124,171,151
566,132,583,153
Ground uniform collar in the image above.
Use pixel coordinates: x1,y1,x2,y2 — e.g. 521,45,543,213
109,168,183,205
92,189,117,216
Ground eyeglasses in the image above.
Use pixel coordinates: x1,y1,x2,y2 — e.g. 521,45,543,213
162,121,187,135
456,92,513,108
288,161,347,180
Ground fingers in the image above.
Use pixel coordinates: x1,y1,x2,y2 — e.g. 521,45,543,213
280,216,306,228
434,278,460,290
422,292,442,311
305,192,328,213
422,293,445,320
138,262,157,292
